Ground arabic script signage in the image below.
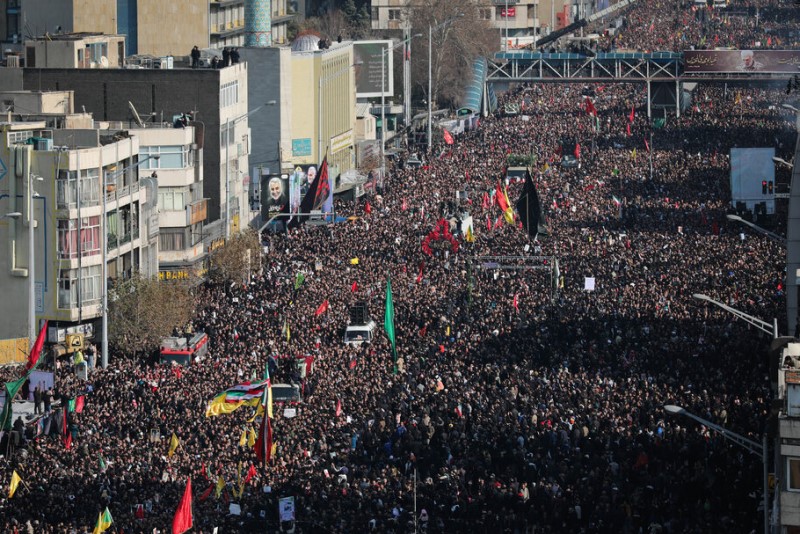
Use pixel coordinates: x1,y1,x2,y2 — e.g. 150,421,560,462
684,50,800,73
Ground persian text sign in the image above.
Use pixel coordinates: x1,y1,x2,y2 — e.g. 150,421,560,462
684,50,800,73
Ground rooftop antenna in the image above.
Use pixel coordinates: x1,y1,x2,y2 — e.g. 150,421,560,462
128,101,144,127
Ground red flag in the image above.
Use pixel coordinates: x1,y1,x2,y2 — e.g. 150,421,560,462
199,484,213,502
494,216,503,229
26,320,48,371
482,192,490,210
419,324,428,337
64,431,72,450
172,477,193,534
628,106,635,123
335,398,343,417
314,300,329,317
365,201,372,214
495,183,510,212
135,503,146,519
443,130,454,145
574,143,581,159
401,199,407,211
416,264,424,283
513,294,519,313
255,416,272,465
644,138,650,153
243,464,257,484
584,98,597,116
486,215,492,232
465,169,469,181
75,395,85,414
626,123,631,137
351,281,358,293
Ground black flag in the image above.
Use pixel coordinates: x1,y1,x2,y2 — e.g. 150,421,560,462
515,168,545,239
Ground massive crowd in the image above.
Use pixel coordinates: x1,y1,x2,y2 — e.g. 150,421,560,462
0,1,797,532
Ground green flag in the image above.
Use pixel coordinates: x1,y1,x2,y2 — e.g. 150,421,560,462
68,398,76,412
653,118,666,129
294,272,305,290
0,377,26,431
384,277,397,373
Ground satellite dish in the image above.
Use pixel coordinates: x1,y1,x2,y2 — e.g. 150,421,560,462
100,56,109,68
128,101,144,127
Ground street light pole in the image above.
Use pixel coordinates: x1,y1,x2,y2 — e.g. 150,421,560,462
26,175,42,347
664,405,769,534
726,214,786,246
102,154,160,369
226,102,274,240
692,293,778,338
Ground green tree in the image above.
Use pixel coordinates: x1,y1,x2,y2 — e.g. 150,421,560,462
108,273,195,355
208,228,262,283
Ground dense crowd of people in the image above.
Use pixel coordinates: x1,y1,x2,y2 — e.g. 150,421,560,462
0,1,797,532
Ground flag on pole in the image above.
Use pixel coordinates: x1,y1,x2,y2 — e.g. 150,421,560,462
8,470,21,498
75,395,85,413
574,143,581,159
443,130,454,145
92,507,113,534
612,195,622,206
465,226,475,243
168,433,180,457
255,414,273,465
384,277,397,373
415,264,424,283
244,464,257,484
248,426,257,447
584,97,597,116
335,398,343,417
513,294,519,313
26,320,48,372
644,138,650,153
215,476,225,499
282,319,290,342
628,106,635,123
294,272,305,290
351,281,358,293
99,455,107,473
314,300,329,317
172,477,193,534
239,428,247,447
0,377,26,431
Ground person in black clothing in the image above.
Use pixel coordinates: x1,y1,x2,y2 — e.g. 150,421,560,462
222,47,230,67
33,386,42,415
190,45,201,69
43,387,52,413
230,47,240,65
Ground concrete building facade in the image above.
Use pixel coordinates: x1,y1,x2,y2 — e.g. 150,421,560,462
20,63,253,238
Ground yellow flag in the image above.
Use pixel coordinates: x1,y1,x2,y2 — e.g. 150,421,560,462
248,427,257,447
271,442,278,457
168,433,180,457
92,507,113,534
349,258,359,265
215,475,225,499
239,428,247,447
465,226,475,243
445,325,450,337
631,148,637,160
8,470,21,498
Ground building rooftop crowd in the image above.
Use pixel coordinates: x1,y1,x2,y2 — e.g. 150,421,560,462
0,0,797,532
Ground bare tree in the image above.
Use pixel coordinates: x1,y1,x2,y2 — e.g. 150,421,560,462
108,273,195,355
408,0,496,110
208,228,262,283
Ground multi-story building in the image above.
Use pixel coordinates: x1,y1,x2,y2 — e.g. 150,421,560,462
370,0,543,38
0,120,158,342
19,60,253,239
24,32,126,69
0,0,302,58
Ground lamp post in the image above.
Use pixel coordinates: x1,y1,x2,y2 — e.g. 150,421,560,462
8,174,43,347
318,63,361,168
225,101,274,239
102,154,160,369
664,404,769,534
726,214,786,246
427,14,463,154
782,102,800,335
381,35,422,188
692,292,779,338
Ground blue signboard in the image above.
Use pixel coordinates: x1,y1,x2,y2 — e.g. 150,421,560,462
292,138,312,157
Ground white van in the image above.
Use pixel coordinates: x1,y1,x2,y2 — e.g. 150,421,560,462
344,320,377,346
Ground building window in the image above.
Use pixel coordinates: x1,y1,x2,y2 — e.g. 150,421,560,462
789,458,800,491
141,145,189,169
57,216,101,259
158,187,187,211
388,9,401,20
479,8,492,20
57,265,102,308
371,7,378,21
220,81,240,108
56,169,100,209
86,42,107,63
159,229,186,251
7,130,33,145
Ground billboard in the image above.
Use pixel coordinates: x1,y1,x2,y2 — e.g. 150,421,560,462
730,148,775,215
354,40,393,99
262,174,289,215
684,50,800,73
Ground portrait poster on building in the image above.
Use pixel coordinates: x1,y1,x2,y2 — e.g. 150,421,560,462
263,174,289,214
